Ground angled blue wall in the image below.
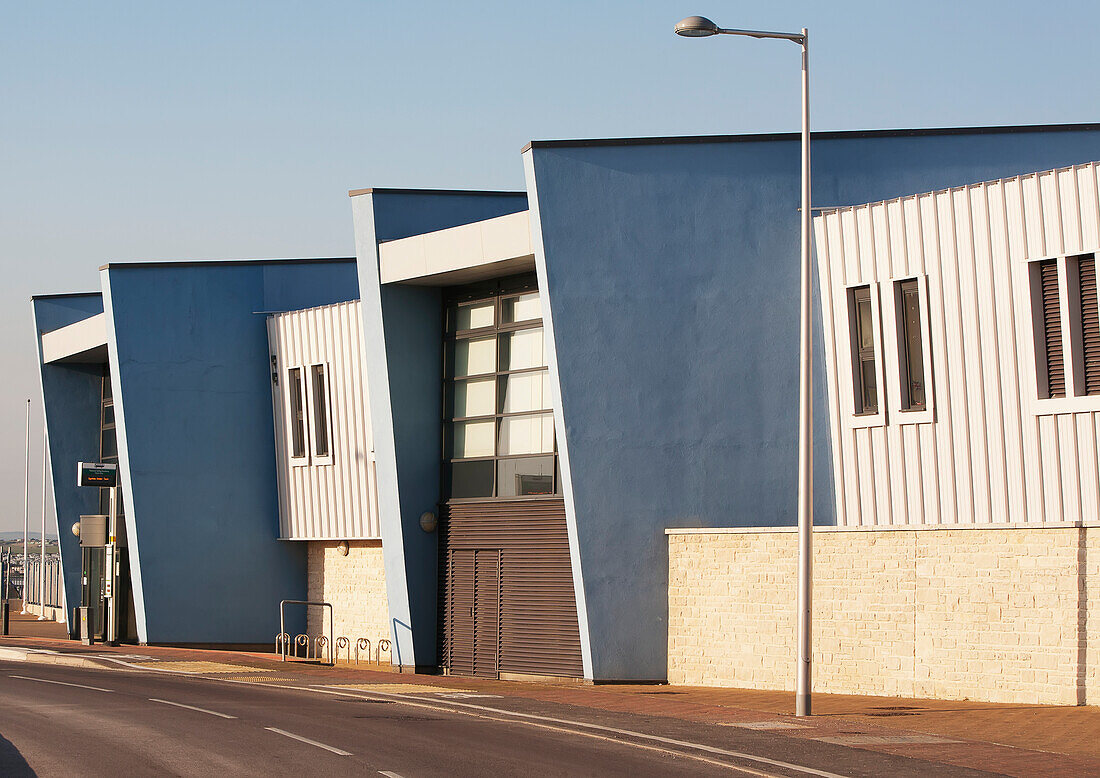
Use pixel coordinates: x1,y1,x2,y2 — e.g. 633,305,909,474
101,259,358,644
352,190,528,669
524,126,1100,680
32,293,107,629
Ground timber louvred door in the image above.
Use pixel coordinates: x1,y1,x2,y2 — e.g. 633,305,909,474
439,499,583,678
444,549,500,679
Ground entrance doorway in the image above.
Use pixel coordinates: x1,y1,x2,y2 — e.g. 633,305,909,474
445,549,500,679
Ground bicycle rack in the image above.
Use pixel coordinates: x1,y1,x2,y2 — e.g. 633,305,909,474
355,637,371,665
278,600,335,666
335,636,351,664
314,635,329,663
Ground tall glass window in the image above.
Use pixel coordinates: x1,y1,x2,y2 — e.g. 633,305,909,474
443,275,559,500
288,367,307,459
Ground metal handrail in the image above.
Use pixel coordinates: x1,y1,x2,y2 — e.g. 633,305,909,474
278,600,334,666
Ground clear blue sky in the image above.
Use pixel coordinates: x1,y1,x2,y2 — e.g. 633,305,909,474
1,1,1098,531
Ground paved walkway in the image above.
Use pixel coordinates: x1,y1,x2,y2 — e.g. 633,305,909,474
1,632,1097,777
2,601,68,639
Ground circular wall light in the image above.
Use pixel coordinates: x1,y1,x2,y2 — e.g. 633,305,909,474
337,540,349,556
419,511,438,533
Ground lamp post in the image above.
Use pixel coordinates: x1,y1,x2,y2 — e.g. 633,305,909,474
21,400,30,614
675,15,814,717
38,428,47,620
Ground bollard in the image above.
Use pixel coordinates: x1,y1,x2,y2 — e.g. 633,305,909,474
1,601,8,636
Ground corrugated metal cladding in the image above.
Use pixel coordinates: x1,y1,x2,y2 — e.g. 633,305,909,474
267,301,379,539
814,161,1100,527
438,500,583,679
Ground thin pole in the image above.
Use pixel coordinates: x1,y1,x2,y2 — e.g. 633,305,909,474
795,27,813,717
38,428,48,620
21,400,30,613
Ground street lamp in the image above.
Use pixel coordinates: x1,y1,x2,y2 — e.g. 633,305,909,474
675,15,814,718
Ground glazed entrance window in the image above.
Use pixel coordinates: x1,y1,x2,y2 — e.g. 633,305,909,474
443,275,560,500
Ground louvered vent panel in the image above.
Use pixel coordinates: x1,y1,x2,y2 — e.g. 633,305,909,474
1040,259,1066,398
1080,255,1100,395
438,499,583,678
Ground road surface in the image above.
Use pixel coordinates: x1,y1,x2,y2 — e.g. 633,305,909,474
0,660,999,777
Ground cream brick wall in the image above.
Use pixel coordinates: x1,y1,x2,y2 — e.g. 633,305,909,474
306,540,390,662
668,526,1100,705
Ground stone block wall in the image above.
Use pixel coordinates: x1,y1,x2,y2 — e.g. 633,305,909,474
306,540,390,662
667,525,1100,705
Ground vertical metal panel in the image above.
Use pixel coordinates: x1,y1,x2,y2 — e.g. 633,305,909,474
814,161,1100,526
267,301,378,539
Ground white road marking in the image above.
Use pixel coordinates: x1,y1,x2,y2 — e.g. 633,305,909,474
9,674,113,693
305,684,849,778
378,772,405,778
265,727,352,756
149,698,237,719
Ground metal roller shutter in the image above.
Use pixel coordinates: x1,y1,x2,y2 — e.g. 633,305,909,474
438,499,583,678
1040,258,1065,398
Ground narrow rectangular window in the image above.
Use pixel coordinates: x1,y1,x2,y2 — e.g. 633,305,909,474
1078,254,1100,395
311,364,330,458
850,286,878,414
288,367,306,458
1039,259,1066,398
898,279,926,410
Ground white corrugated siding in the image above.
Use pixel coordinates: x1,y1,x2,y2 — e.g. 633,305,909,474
814,161,1100,526
267,300,379,539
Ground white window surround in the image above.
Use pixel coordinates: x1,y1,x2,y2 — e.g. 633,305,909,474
883,275,935,425
307,362,335,467
839,280,888,429
1025,253,1100,415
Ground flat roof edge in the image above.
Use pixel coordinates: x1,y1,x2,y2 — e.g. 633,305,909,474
520,122,1100,153
98,257,356,272
348,187,527,198
31,291,102,301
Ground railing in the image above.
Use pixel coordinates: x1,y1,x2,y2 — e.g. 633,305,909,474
278,600,335,666
0,551,61,606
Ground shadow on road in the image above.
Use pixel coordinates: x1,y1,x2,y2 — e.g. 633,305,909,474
0,732,35,777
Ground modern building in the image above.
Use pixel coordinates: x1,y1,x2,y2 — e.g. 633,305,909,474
33,124,1100,694
34,258,359,645
669,159,1100,705
353,124,1100,682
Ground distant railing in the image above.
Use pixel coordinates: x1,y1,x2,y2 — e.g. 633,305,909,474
0,551,61,606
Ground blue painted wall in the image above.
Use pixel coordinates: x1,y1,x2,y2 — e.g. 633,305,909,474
524,126,1100,680
352,190,528,668
101,259,358,644
32,293,107,628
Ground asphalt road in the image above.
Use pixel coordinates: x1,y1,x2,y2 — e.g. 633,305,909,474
0,660,1000,777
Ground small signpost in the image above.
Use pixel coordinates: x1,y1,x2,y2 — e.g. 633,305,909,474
78,462,117,488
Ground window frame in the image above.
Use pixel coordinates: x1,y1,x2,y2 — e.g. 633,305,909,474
286,365,310,466
841,281,888,428
1027,253,1100,415
885,275,935,425
307,362,335,467
442,275,560,502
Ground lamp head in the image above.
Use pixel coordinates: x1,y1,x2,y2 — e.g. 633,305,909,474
675,15,720,37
